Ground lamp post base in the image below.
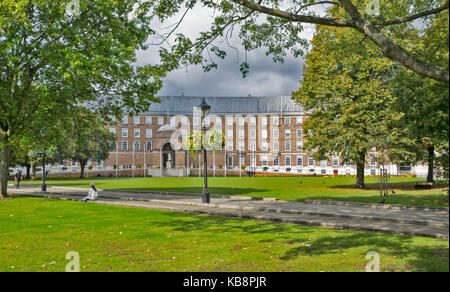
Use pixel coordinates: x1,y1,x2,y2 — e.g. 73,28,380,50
41,183,47,192
202,188,210,204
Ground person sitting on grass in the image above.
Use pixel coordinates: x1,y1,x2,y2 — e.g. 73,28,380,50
81,183,99,202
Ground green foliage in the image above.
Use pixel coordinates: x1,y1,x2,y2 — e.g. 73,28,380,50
293,26,398,172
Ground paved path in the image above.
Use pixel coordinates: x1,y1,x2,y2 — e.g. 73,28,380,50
8,185,449,239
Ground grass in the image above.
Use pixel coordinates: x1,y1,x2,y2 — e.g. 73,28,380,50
14,176,449,207
0,197,448,272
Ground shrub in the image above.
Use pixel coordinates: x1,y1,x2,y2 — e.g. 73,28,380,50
88,165,94,170
218,164,223,169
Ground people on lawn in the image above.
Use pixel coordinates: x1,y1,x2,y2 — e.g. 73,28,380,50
81,183,99,202
14,170,22,189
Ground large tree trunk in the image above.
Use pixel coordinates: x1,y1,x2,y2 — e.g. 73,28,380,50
426,145,435,183
31,164,37,180
0,140,11,199
80,161,86,179
355,152,366,189
25,164,31,180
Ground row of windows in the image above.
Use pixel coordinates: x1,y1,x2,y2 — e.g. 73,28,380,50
114,116,304,126
111,127,304,140
226,156,340,167
227,141,304,152
117,141,153,151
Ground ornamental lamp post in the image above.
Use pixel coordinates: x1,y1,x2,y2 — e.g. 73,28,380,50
199,98,211,204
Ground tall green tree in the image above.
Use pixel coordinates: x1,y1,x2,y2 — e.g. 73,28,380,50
293,25,400,188
64,107,116,178
391,8,449,182
0,0,165,198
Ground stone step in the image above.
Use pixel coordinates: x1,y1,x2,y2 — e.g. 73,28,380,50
303,199,449,213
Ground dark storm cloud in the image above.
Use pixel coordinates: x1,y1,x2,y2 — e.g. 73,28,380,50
135,4,316,97
157,50,305,97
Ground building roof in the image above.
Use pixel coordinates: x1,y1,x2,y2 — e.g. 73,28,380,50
144,96,305,115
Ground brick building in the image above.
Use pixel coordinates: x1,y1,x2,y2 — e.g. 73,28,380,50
101,96,413,177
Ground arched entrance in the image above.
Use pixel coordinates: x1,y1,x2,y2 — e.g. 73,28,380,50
162,143,175,168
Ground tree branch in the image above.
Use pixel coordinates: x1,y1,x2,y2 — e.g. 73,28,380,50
229,0,355,27
375,1,449,26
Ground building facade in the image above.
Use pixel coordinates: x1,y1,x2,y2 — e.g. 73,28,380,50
100,96,424,177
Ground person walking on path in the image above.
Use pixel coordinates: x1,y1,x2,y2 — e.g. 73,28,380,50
81,183,99,202
14,171,22,189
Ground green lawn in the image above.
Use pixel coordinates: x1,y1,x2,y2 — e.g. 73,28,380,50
15,176,449,207
0,197,448,272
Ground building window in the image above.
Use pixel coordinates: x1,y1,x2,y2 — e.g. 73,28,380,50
296,141,303,151
134,141,140,150
238,117,245,126
262,142,268,151
273,141,279,152
227,117,233,126
122,141,128,151
146,116,152,125
146,141,152,151
296,117,302,125
261,156,268,166
109,128,116,135
110,115,116,123
227,129,233,138
285,156,291,166
297,156,303,166
321,160,327,167
273,129,279,139
285,117,291,126
158,117,164,125
227,156,233,167
297,129,302,138
262,129,267,139
250,156,256,167
146,129,152,138
239,129,245,139
250,129,256,139
239,156,245,166
239,142,245,151
134,116,140,125
134,128,140,138
333,156,339,167
250,142,256,152
122,116,128,124
215,117,222,126
371,169,376,175
321,169,327,174
204,117,210,127
181,117,188,126
170,117,175,127
250,117,256,126
285,129,291,138
273,117,279,126
285,141,291,151
274,156,279,166
71,160,77,166
309,156,315,166
122,128,128,138
370,156,376,166
227,142,233,151
261,117,267,126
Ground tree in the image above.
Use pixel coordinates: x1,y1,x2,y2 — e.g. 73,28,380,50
144,0,448,82
64,107,116,178
392,7,448,183
292,25,400,188
0,1,165,198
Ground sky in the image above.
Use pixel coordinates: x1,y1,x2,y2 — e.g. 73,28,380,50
136,4,317,97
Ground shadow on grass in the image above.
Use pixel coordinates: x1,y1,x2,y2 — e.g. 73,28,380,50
149,211,448,272
331,181,441,191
